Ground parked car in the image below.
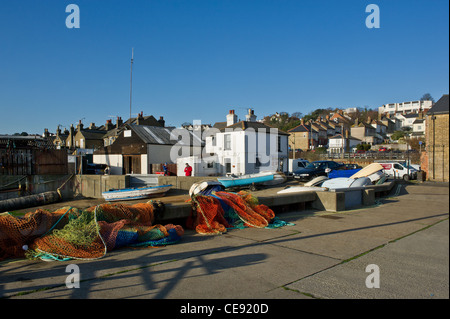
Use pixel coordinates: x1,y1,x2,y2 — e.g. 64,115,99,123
293,160,344,182
378,147,389,152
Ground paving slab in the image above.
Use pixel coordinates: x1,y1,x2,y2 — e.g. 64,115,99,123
286,219,449,299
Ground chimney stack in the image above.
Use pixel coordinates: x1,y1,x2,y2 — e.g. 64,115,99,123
158,116,165,127
245,108,256,122
136,112,144,125
227,110,238,126
70,124,75,149
105,119,113,131
116,116,123,128
76,120,84,132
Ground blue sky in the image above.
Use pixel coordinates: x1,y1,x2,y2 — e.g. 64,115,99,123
0,0,448,135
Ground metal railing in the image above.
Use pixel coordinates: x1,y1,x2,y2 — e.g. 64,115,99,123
320,151,418,161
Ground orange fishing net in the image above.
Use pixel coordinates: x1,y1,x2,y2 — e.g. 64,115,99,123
0,207,80,261
0,201,184,262
188,190,275,235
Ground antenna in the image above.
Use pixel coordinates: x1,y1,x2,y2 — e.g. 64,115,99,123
129,48,134,121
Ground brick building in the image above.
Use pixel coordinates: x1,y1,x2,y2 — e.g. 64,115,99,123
424,94,449,182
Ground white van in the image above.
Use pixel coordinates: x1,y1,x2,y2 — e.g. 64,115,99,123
289,158,310,175
378,162,417,181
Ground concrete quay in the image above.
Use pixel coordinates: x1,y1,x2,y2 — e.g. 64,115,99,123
0,181,448,303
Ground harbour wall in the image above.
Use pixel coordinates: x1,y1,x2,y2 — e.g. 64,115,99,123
0,174,396,219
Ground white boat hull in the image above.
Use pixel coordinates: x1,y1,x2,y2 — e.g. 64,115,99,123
102,185,172,201
277,186,327,194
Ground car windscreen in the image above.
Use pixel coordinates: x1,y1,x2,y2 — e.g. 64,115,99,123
306,162,325,169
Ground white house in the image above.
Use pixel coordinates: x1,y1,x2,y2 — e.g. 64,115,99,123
412,118,426,137
328,131,361,154
378,100,432,115
202,109,289,176
395,113,419,129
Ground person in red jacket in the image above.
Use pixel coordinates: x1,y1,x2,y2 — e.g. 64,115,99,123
184,163,192,176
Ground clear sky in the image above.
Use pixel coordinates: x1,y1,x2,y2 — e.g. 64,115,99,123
0,0,448,135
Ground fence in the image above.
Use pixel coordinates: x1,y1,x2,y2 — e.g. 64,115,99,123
0,150,33,175
0,149,68,175
319,151,420,162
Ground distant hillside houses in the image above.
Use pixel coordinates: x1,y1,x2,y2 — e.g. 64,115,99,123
378,99,433,116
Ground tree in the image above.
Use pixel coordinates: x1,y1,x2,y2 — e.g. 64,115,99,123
262,112,302,132
408,137,425,151
302,108,332,123
420,93,435,103
391,130,406,141
291,112,303,120
356,143,371,151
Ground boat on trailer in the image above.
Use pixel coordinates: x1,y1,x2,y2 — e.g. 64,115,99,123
102,185,172,201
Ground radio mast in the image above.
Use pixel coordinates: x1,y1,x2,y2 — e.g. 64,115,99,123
129,48,134,122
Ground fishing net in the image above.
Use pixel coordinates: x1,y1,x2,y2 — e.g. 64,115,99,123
0,201,184,262
0,206,81,261
188,190,282,235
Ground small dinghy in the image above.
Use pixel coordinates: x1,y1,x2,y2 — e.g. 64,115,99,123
189,180,225,197
102,185,172,201
321,177,371,189
217,171,275,188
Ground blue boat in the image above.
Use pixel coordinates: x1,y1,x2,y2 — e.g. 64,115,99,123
217,171,275,188
328,169,361,179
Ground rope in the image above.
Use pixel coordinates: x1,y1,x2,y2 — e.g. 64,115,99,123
56,174,74,199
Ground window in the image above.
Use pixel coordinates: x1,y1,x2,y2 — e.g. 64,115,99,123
211,136,216,147
278,136,282,152
327,162,339,169
224,134,231,150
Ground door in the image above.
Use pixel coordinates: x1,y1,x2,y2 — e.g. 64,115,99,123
123,155,141,174
225,162,231,174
